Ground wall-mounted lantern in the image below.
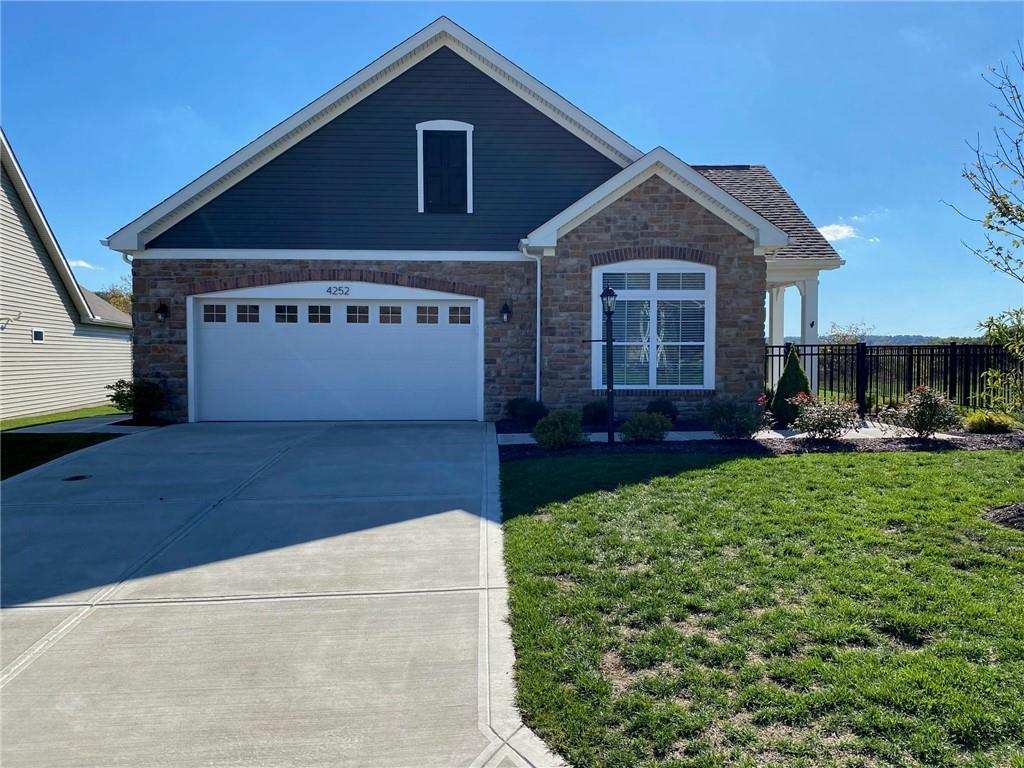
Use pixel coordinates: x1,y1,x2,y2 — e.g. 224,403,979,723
500,302,512,323
155,304,169,323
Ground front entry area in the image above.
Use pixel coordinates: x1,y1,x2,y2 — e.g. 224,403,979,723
190,281,483,421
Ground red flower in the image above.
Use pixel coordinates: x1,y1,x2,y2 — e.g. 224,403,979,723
756,394,767,406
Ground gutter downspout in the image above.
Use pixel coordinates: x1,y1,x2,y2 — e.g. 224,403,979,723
519,240,542,401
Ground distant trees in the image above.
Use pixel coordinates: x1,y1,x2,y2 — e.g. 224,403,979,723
94,275,131,314
823,321,874,345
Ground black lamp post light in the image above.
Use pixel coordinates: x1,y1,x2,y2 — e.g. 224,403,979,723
600,286,617,444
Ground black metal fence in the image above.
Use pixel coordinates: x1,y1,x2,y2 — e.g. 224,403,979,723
765,342,1018,416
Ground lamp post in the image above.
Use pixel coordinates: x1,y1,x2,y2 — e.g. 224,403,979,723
600,286,617,443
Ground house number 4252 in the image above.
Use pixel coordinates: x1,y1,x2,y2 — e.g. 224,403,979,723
325,286,351,296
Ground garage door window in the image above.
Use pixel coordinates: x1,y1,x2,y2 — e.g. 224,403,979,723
449,306,471,325
203,304,226,323
308,305,331,324
347,305,369,324
379,306,402,324
237,305,259,323
417,306,438,324
275,305,298,323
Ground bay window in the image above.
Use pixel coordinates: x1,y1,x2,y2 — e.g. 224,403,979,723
591,261,715,390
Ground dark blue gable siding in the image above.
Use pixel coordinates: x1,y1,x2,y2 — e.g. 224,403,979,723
149,47,623,250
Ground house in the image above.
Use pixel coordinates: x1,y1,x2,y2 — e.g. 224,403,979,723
1,129,132,419
104,17,840,423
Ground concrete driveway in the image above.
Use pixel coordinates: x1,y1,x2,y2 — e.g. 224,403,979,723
1,422,559,768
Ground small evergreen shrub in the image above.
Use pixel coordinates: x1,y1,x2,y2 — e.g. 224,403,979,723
645,399,679,422
704,398,770,439
581,399,609,426
878,386,962,438
106,379,163,420
788,393,859,440
621,412,672,442
506,397,549,429
771,346,812,427
964,410,1017,434
532,410,584,450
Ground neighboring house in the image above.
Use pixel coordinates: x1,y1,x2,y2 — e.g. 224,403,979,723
1,129,132,419
104,17,840,423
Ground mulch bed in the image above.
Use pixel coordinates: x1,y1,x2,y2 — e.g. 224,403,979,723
985,502,1024,532
499,430,1024,462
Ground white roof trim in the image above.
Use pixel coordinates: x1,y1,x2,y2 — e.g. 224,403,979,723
1,130,130,329
523,147,790,251
105,16,643,252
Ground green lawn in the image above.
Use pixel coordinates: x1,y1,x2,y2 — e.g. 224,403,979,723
1,433,121,479
502,451,1024,767
0,404,123,432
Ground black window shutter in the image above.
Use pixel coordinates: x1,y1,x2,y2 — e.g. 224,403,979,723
423,131,467,213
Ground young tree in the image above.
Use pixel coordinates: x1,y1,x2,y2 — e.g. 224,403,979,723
954,44,1024,284
94,274,131,314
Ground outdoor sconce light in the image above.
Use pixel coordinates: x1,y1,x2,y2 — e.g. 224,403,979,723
155,304,169,323
500,302,512,323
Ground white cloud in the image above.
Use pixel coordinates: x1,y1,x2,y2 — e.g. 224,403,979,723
818,224,858,242
68,259,101,270
867,237,881,244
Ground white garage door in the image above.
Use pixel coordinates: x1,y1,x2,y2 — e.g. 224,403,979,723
190,281,482,421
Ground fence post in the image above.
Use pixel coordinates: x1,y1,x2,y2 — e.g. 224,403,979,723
855,342,868,418
948,342,958,405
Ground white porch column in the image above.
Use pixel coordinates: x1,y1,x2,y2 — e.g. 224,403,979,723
797,277,819,344
768,286,786,346
797,277,820,394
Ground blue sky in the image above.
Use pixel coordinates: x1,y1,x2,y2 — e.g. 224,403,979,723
3,2,1022,336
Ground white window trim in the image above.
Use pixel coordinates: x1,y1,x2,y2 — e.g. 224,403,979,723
31,328,45,344
590,260,716,391
416,120,473,214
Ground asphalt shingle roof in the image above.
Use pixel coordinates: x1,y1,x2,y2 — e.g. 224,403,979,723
692,165,839,260
81,287,132,328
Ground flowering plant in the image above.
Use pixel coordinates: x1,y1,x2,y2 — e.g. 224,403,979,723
786,393,859,440
878,386,961,438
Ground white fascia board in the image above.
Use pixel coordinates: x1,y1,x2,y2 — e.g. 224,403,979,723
0,129,104,326
194,280,479,301
766,256,845,274
106,17,642,252
525,147,790,250
130,249,530,262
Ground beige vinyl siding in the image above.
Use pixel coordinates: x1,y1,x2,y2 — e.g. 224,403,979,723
0,165,130,419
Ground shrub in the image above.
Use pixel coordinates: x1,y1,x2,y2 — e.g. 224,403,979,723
645,399,679,422
877,386,962,438
581,399,609,426
105,379,163,420
978,308,1024,418
788,393,859,440
704,398,770,439
532,410,584,450
621,412,672,442
770,347,811,427
963,410,1017,434
505,397,549,429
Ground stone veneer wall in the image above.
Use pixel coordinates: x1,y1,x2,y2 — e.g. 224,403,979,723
540,175,766,418
132,259,536,422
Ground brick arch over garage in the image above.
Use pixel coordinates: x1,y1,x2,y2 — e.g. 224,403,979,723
589,245,721,267
187,267,488,298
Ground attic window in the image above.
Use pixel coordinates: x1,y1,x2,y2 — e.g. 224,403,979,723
417,120,473,214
